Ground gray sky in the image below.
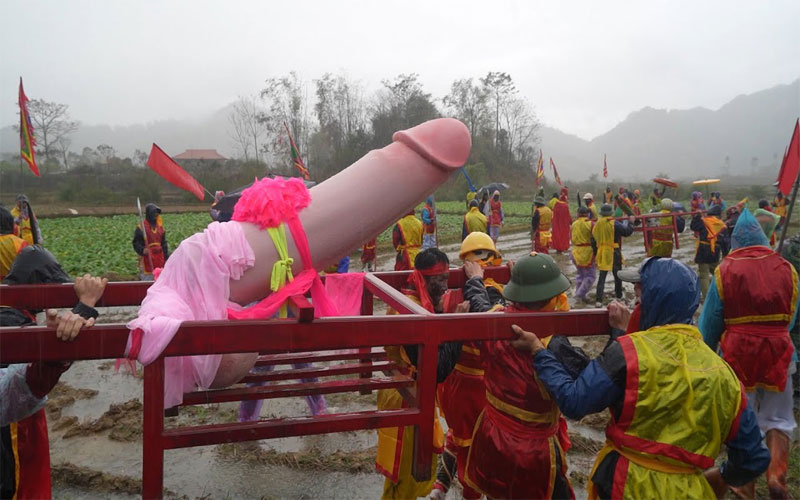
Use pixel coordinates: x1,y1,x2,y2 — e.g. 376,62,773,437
2,0,798,140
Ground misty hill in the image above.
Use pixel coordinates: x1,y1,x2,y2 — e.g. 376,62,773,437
0,104,237,161
1,79,798,182
541,79,799,182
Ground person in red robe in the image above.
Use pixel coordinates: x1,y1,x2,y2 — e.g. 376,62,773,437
133,203,170,280
463,253,575,499
551,189,572,253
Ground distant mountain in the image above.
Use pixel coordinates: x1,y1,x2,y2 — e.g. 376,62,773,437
541,79,800,182
1,79,798,182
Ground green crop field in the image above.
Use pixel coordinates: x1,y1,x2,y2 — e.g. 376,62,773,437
38,210,532,278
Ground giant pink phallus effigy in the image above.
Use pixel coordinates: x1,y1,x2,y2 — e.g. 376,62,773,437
125,118,471,407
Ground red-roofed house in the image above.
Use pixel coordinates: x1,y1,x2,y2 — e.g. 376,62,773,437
173,149,227,160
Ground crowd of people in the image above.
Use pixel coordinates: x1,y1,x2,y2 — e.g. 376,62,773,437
1,183,798,499
379,185,797,499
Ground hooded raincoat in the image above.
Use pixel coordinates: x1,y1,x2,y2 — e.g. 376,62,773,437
531,258,770,499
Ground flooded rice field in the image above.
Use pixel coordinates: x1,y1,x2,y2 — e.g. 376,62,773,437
51,229,701,498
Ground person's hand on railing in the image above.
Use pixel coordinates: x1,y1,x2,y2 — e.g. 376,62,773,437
454,301,470,314
73,274,108,308
45,309,96,342
510,324,545,355
607,301,631,331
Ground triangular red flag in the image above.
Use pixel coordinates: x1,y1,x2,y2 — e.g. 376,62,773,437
777,119,800,196
18,78,39,177
146,144,206,200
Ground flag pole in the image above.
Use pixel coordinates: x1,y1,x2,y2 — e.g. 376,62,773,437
777,171,800,253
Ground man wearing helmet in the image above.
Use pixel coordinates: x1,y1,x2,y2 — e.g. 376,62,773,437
571,206,596,303
593,204,634,306
432,233,505,499
463,252,575,499
583,192,598,220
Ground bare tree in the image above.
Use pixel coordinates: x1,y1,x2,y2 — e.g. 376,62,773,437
260,72,312,172
96,144,116,165
26,99,79,161
501,96,539,164
55,135,72,169
443,78,489,139
228,95,266,162
480,72,516,147
133,149,149,167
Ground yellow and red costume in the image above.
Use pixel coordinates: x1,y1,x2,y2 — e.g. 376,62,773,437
377,262,455,499
136,219,167,273
648,210,675,257
464,295,573,499
1,409,51,499
392,213,422,271
0,233,28,280
532,205,554,253
589,325,745,499
9,207,34,246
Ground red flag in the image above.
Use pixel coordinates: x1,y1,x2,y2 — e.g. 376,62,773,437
603,154,608,178
536,151,544,186
284,122,310,180
550,157,562,186
776,119,800,196
18,78,39,177
146,144,206,200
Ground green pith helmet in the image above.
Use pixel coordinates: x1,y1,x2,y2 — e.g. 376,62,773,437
600,203,613,216
503,252,571,303
534,196,546,205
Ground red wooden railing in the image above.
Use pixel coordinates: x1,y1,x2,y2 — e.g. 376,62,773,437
0,268,609,499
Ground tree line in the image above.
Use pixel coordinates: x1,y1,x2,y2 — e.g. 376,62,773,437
230,71,541,186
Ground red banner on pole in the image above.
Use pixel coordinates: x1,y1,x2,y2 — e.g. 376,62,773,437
18,78,39,177
776,119,800,196
146,144,206,200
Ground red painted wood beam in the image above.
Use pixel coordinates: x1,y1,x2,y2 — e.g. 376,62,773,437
0,310,610,363
181,375,413,406
254,349,387,365
363,273,432,315
161,408,420,450
0,281,151,309
240,360,396,383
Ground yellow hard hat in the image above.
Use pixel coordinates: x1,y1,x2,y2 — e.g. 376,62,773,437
460,232,501,261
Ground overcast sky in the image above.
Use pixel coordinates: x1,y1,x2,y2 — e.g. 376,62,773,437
2,0,798,140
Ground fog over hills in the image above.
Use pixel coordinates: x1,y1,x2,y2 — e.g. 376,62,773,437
1,79,798,182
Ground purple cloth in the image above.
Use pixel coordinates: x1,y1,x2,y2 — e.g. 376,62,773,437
238,362,328,421
574,261,596,300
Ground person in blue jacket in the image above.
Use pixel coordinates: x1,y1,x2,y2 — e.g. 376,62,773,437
509,258,770,499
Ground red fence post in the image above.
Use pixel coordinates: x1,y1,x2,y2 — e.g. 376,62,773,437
360,287,375,394
411,328,438,481
142,357,166,500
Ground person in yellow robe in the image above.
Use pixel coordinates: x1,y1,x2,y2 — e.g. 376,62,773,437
377,248,468,499
0,206,28,279
592,204,633,306
462,200,487,240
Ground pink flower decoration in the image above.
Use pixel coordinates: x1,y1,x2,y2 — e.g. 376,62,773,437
232,177,312,229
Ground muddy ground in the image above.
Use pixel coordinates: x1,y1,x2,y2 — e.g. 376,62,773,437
48,229,797,498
